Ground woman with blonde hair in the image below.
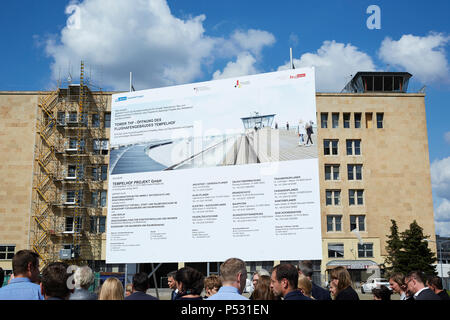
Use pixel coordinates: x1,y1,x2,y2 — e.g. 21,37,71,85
252,275,277,300
329,266,359,300
98,277,124,300
298,275,314,299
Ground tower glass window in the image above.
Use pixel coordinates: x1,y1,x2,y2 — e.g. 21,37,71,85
321,113,328,128
325,165,340,181
343,113,350,128
332,113,339,128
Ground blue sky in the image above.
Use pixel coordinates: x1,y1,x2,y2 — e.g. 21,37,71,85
0,0,449,235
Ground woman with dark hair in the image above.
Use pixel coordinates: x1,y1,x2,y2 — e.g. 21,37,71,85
372,285,392,301
174,267,204,300
329,266,359,300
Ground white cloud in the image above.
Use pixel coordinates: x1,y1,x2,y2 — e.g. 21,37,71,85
435,221,450,237
445,132,450,144
430,157,450,201
211,29,275,80
228,29,275,57
435,199,450,222
44,0,275,91
379,33,450,84
278,40,376,92
212,52,258,80
431,157,450,237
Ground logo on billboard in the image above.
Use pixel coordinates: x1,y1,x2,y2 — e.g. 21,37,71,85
234,80,250,88
290,73,306,79
115,96,127,102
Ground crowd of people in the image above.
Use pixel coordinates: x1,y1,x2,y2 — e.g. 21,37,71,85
0,250,449,301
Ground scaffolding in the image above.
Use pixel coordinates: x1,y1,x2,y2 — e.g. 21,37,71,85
31,61,108,268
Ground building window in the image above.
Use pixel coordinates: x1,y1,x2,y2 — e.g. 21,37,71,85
327,215,342,232
91,191,98,207
349,189,364,206
377,113,384,128
66,190,83,204
67,165,77,178
325,165,340,181
57,112,66,125
0,245,15,260
326,190,341,206
328,243,344,258
68,138,85,151
101,165,108,181
104,112,111,128
346,140,361,156
90,216,106,234
355,112,362,129
65,217,83,233
354,113,362,128
358,243,373,258
347,164,363,180
92,167,99,181
343,113,350,128
350,215,366,231
366,112,373,129
324,139,338,155
321,113,328,128
332,113,339,128
92,114,100,128
68,112,78,123
93,139,109,155
66,191,76,204
100,190,107,207
81,112,88,126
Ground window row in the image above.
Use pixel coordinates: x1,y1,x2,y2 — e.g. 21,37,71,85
325,164,363,181
64,216,106,234
65,190,107,207
66,138,109,155
57,111,111,128
327,215,366,232
324,139,361,156
328,243,373,258
326,189,364,206
0,245,15,260
321,112,384,129
66,164,108,181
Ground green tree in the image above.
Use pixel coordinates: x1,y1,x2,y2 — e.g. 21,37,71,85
399,220,437,276
384,220,403,274
385,220,437,276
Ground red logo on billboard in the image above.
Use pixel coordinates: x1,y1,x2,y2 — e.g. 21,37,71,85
290,73,306,79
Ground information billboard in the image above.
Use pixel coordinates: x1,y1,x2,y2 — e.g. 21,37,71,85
106,68,322,263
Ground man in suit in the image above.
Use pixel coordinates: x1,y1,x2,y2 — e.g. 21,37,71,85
125,272,157,300
298,260,331,300
167,270,178,300
405,271,440,300
427,276,450,300
270,263,311,300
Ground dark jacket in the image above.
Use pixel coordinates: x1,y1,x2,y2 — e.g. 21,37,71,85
125,291,158,300
311,282,332,301
438,290,450,300
414,288,441,300
69,288,97,300
335,286,360,301
284,290,313,300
